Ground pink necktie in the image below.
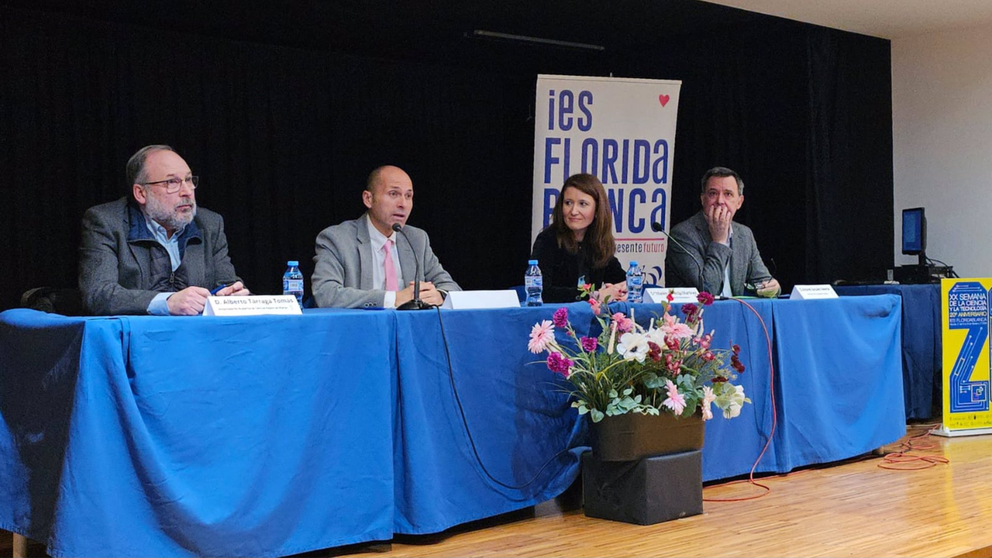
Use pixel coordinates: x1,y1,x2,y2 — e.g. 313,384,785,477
383,239,399,291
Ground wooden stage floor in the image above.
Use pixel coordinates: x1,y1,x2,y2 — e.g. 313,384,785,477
4,424,992,557
338,423,992,558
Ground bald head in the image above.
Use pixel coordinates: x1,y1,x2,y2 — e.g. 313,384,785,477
363,165,414,236
366,165,411,193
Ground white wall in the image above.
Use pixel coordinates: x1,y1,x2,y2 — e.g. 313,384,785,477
892,23,992,276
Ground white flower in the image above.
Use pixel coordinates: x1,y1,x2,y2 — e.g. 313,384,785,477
616,331,650,362
701,386,716,421
716,384,747,419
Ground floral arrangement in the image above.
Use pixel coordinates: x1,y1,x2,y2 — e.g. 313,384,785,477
527,290,749,423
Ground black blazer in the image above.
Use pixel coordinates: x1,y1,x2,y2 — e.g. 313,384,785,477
530,227,626,303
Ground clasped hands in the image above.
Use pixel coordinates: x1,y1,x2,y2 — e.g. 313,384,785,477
167,281,251,316
396,281,445,307
597,281,628,302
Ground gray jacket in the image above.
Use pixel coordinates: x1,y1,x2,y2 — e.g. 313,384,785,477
665,211,772,296
311,213,461,308
78,197,242,315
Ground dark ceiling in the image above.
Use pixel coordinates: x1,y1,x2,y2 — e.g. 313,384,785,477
5,0,769,73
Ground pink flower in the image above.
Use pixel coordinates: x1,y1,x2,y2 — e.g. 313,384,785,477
696,333,712,350
528,320,555,354
588,297,602,315
702,351,715,362
553,307,569,329
547,352,573,376
580,336,598,352
666,291,675,302
611,312,633,333
661,313,694,340
701,386,716,420
662,380,686,415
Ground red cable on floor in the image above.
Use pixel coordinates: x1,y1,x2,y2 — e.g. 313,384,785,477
877,423,949,470
704,298,776,502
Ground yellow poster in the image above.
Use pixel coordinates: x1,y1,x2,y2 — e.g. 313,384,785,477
940,278,992,433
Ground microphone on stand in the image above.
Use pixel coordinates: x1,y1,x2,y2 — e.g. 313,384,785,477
392,223,431,310
651,222,704,283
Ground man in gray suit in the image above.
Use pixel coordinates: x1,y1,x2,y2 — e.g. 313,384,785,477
312,165,460,308
665,167,780,297
79,145,249,316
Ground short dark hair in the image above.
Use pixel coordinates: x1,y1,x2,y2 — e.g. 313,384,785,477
701,166,744,195
126,145,174,186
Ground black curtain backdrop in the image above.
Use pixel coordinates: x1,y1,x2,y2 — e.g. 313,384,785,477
0,2,892,311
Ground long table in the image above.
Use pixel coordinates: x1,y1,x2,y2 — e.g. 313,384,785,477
0,295,906,557
834,284,941,419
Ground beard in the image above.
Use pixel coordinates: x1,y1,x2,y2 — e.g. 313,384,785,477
144,194,197,232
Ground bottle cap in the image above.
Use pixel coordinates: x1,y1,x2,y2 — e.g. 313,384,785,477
528,259,538,265
629,260,638,266
288,260,299,266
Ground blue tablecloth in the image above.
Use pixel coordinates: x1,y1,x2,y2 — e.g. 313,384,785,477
0,296,906,556
834,284,941,419
0,310,398,557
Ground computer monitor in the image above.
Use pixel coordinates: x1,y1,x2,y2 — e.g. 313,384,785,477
901,207,926,265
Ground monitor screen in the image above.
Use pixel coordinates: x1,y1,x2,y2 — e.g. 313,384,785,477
902,207,926,255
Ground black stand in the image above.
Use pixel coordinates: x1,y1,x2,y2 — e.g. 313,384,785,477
397,298,432,310
582,450,703,525
392,223,433,311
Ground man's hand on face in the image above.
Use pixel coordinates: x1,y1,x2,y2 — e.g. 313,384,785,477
705,204,734,245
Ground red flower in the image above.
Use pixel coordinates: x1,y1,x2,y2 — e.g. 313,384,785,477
681,304,699,321
731,354,746,373
697,292,715,306
647,341,662,362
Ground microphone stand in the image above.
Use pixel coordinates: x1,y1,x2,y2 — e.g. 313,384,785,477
392,223,432,310
651,222,704,285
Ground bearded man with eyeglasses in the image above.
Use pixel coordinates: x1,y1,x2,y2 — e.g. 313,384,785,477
79,145,249,315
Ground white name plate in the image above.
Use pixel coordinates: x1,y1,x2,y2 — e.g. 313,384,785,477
645,287,699,304
441,290,521,309
203,295,303,316
789,284,838,300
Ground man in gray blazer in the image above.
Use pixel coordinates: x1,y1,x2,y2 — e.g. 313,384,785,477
312,165,460,308
78,145,249,316
665,167,780,297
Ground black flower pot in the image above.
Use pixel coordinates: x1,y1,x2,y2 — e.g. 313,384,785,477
591,411,704,461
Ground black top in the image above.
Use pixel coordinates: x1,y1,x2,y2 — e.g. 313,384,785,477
530,227,627,303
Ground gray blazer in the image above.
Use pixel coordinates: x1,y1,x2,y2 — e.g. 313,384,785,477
78,197,242,315
311,213,461,308
665,211,772,296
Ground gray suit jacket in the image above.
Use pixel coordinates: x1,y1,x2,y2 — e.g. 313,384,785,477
665,211,772,296
78,197,242,315
311,213,461,308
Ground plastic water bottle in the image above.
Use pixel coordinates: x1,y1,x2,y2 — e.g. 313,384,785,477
525,259,543,306
283,260,304,308
627,260,643,304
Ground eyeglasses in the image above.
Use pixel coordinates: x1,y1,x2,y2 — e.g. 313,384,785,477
141,175,199,194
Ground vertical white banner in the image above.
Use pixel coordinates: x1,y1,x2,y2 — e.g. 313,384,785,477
532,74,681,286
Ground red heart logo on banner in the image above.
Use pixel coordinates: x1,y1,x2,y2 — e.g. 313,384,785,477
658,94,670,107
